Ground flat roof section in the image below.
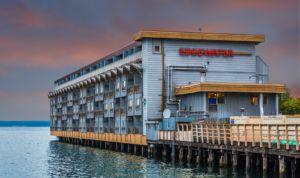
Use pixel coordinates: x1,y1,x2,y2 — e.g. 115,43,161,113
134,30,265,43
175,82,286,95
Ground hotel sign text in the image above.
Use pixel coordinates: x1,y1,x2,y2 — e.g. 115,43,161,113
179,48,233,57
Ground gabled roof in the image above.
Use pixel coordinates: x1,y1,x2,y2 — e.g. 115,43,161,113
134,30,264,43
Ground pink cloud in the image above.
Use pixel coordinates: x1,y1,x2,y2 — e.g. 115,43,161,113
0,33,131,69
0,3,72,28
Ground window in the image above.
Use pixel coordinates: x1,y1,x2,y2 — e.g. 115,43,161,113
250,95,258,105
100,85,103,93
263,95,268,105
105,103,108,112
152,41,161,54
95,85,99,94
136,97,140,109
208,93,224,112
217,93,225,104
122,80,126,90
128,99,133,111
116,81,120,91
110,102,114,112
208,93,217,105
154,45,160,53
208,93,225,104
91,102,94,111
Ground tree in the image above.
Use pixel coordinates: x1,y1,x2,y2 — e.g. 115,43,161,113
279,89,300,114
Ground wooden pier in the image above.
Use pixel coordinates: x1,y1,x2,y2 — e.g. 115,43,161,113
53,116,300,177
153,117,300,177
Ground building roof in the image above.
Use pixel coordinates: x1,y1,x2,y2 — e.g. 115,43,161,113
54,41,141,84
134,30,265,43
175,82,286,95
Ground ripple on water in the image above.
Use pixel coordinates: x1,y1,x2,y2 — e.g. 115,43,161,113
0,127,280,178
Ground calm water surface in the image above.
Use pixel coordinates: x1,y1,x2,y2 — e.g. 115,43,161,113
0,127,274,178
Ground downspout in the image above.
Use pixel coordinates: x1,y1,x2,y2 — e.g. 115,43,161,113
249,74,264,116
161,40,166,114
258,77,264,116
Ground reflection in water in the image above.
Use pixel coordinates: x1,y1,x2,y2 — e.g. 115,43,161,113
0,128,284,178
47,141,228,177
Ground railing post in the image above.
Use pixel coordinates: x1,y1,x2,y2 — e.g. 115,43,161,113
196,124,199,142
223,124,227,145
230,125,233,146
285,125,289,150
206,124,209,144
244,125,247,147
276,125,280,149
296,125,299,151
259,124,263,148
217,124,221,145
237,125,240,146
212,124,215,144
268,125,271,149
251,125,255,147
201,124,204,143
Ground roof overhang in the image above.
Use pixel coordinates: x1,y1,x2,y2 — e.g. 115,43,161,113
134,30,265,43
175,82,286,95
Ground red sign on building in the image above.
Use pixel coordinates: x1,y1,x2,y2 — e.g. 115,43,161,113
179,48,233,57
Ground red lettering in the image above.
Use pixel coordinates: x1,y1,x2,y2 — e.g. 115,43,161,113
212,49,218,56
185,48,191,56
197,49,202,56
228,49,233,57
190,49,197,56
179,48,185,56
179,48,234,58
218,49,223,56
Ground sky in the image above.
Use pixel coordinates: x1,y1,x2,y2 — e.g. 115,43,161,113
0,0,299,120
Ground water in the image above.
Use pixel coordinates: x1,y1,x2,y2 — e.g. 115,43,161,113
0,127,276,178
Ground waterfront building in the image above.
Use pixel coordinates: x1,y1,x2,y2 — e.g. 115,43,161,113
48,30,286,142
48,30,300,177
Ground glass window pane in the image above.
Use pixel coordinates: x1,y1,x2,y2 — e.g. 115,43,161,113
217,93,225,104
250,96,258,105
209,98,217,105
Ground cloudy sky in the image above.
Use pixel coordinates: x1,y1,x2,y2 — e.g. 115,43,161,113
0,0,299,120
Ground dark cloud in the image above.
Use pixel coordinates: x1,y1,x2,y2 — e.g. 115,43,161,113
0,0,299,120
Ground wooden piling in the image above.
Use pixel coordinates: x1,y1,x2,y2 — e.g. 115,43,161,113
291,158,297,178
262,154,268,172
162,145,167,157
207,149,214,165
187,147,192,162
278,155,285,175
128,144,131,153
196,149,201,164
246,152,251,170
179,147,184,161
134,145,138,155
141,146,144,156
232,151,238,168
219,150,228,167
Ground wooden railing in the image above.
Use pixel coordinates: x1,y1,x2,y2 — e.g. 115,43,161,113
159,122,300,151
51,131,147,146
